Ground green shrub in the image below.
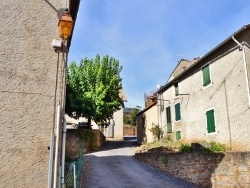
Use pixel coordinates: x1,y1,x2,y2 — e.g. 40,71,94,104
162,156,168,165
180,143,192,152
150,123,163,141
205,141,226,153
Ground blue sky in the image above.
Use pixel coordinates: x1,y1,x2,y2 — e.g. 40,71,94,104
68,0,250,108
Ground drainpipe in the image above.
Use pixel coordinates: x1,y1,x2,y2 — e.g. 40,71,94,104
232,36,250,108
61,115,67,187
48,133,55,188
53,106,61,188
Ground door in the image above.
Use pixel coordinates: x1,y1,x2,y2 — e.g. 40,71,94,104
166,106,172,133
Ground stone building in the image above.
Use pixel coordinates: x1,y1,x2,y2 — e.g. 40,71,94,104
0,1,80,187
154,24,250,151
137,25,250,151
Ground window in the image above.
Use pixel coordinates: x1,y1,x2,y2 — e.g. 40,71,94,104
174,82,179,96
166,106,172,132
202,64,211,87
206,109,216,133
175,102,181,121
176,130,181,140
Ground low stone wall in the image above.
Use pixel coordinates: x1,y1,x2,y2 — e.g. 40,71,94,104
124,126,137,136
66,129,106,160
134,151,250,187
92,129,106,148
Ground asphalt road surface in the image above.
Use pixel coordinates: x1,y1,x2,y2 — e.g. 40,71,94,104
83,137,201,188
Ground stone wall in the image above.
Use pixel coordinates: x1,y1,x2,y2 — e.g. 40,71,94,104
124,126,137,136
66,129,106,159
92,129,106,148
135,151,250,187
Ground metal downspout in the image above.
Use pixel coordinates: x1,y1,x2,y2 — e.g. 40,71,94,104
48,133,55,188
61,115,67,187
53,106,61,188
232,36,250,108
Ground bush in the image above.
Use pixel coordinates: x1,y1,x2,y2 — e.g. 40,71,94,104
205,141,226,153
150,123,163,141
180,143,192,152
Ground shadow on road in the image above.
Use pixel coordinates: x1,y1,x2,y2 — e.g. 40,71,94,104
94,137,139,152
82,139,202,188
83,154,202,188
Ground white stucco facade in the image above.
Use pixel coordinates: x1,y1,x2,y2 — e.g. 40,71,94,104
158,26,250,151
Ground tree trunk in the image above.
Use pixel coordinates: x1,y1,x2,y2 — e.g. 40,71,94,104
87,117,92,128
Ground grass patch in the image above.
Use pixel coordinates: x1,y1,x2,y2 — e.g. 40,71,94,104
147,138,181,151
146,138,226,153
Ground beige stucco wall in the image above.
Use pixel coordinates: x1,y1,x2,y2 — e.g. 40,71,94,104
136,113,144,144
113,108,124,140
0,1,76,187
137,105,159,144
159,33,250,151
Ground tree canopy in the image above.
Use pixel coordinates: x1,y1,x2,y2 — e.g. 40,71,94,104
123,107,140,126
66,54,123,127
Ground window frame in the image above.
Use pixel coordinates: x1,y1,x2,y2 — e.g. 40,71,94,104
174,102,181,122
205,107,217,135
201,63,212,89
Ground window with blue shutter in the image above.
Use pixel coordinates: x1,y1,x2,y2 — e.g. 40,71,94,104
175,102,181,121
202,64,211,87
206,109,215,133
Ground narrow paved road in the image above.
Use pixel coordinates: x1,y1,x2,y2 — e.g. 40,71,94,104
83,138,201,188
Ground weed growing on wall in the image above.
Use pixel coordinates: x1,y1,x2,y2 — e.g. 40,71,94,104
161,156,169,165
205,141,226,153
150,123,163,141
78,128,98,151
180,143,192,152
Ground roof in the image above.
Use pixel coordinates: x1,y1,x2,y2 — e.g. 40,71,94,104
68,0,81,47
167,58,199,83
136,101,157,116
158,24,250,94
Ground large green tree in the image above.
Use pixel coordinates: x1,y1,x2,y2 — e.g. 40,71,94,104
66,54,123,127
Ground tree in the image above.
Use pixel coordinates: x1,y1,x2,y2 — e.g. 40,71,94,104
123,107,140,126
66,54,123,127
129,108,140,126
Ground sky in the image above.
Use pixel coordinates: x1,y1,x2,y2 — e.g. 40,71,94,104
68,0,250,108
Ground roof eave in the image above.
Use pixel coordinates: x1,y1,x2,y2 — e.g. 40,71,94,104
157,24,250,94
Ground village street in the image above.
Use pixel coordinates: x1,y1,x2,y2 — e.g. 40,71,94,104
82,138,201,188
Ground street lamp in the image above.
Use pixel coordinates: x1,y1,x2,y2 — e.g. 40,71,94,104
58,9,74,40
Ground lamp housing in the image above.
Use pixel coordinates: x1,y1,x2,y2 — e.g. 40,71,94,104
58,9,74,40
